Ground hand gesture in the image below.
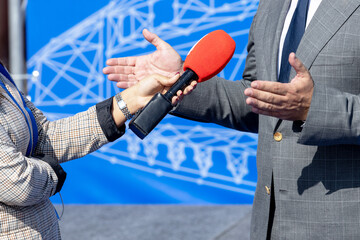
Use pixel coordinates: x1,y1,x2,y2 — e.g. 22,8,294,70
103,29,183,89
244,53,314,121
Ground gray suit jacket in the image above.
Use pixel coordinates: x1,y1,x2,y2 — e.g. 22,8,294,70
173,0,360,239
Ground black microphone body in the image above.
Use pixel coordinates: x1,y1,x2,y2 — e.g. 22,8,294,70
164,69,198,100
129,69,198,139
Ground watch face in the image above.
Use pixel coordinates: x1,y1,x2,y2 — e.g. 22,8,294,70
118,100,126,109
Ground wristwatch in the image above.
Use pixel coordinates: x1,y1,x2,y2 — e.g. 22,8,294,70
115,93,133,120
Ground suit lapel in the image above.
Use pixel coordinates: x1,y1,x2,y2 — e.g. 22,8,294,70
265,0,291,130
265,0,292,82
292,0,360,77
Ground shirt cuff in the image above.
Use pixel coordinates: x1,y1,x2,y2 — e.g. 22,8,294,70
96,97,126,142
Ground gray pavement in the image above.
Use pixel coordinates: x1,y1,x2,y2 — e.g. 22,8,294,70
56,204,252,240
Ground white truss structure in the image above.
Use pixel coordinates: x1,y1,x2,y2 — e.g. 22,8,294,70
27,0,259,196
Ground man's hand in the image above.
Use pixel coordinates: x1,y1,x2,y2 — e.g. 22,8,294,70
244,53,314,121
103,29,183,89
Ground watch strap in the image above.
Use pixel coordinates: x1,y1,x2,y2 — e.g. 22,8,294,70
115,93,133,120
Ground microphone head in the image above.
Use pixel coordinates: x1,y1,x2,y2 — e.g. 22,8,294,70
183,30,236,82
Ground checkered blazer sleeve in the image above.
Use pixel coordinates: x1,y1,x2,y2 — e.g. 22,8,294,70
24,97,112,163
0,123,58,206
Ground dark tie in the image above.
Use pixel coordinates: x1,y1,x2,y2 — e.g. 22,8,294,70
278,0,310,83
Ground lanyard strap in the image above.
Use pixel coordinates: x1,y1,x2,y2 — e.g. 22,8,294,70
0,64,38,156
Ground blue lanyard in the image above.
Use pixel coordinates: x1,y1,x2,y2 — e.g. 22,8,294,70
0,64,38,156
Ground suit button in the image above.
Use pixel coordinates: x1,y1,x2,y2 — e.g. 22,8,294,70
265,186,271,195
274,132,282,142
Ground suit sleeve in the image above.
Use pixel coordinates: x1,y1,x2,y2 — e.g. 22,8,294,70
172,77,258,133
172,13,259,133
298,84,360,146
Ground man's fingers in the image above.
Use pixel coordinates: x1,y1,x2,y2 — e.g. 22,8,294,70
245,88,286,105
103,66,135,75
249,81,289,96
105,57,136,67
102,66,112,74
108,75,139,90
107,73,133,82
247,98,292,118
251,106,291,119
246,97,279,112
104,58,119,66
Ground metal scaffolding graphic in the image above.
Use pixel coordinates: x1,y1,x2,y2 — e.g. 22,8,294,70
27,0,259,198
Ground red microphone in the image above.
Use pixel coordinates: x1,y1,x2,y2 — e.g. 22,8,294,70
129,30,236,139
164,30,236,100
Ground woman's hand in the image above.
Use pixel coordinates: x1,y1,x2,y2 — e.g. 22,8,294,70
111,73,197,127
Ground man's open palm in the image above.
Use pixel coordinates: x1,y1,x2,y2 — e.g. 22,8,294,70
103,29,183,89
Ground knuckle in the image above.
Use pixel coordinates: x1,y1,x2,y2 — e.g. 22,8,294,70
267,95,275,103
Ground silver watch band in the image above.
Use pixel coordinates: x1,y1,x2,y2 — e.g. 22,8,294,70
115,93,133,120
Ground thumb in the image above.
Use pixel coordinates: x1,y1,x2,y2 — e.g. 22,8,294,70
289,52,308,77
142,29,173,51
158,73,180,87
289,53,314,89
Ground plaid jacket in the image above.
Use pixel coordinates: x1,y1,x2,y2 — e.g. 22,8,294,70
0,67,124,239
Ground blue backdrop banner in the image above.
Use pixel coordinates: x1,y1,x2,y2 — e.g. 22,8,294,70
26,0,259,204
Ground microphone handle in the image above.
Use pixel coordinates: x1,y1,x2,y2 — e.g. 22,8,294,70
129,92,173,139
164,69,198,101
